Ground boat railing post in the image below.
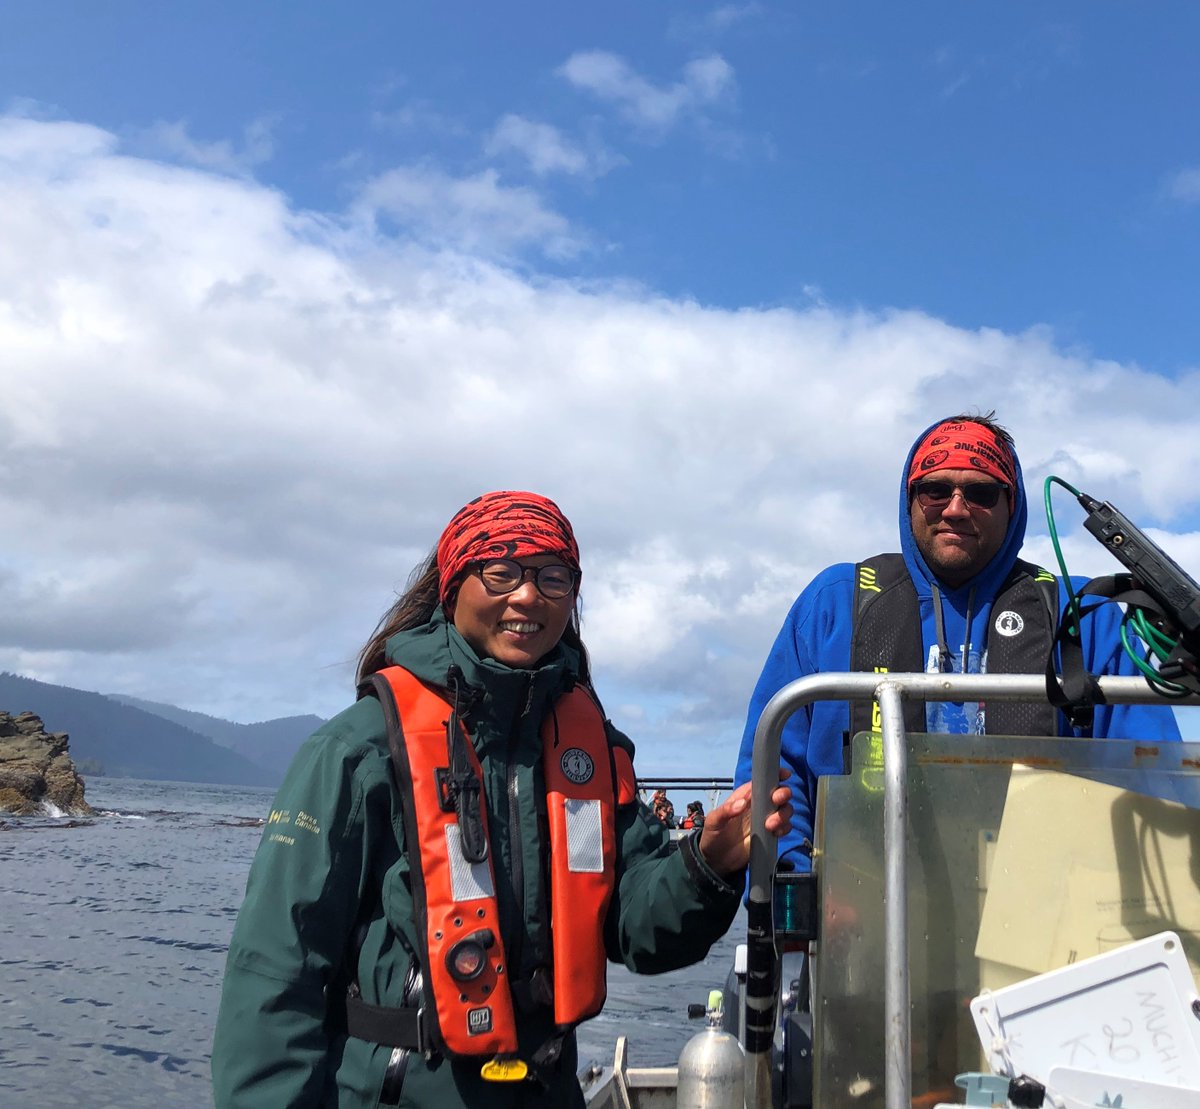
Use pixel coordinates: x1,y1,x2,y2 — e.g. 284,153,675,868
877,681,911,1109
745,673,884,1109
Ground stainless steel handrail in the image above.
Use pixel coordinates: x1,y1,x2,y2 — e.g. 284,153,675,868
745,672,1199,1109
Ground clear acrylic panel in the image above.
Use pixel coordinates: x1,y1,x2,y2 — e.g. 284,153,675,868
812,732,1200,1108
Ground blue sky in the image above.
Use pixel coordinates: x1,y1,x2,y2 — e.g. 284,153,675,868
1,2,1198,761
9,2,1200,369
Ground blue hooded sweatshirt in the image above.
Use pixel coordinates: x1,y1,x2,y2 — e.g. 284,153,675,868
733,418,1181,868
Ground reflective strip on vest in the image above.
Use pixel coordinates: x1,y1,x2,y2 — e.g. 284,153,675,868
445,824,496,901
563,798,604,872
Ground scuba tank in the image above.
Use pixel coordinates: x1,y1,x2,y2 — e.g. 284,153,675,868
676,989,744,1109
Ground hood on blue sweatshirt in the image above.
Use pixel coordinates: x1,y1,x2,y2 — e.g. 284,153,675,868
898,416,1027,601
896,416,1029,674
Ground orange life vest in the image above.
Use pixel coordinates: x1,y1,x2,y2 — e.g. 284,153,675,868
367,665,636,1060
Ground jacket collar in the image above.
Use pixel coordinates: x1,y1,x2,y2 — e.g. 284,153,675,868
383,606,577,728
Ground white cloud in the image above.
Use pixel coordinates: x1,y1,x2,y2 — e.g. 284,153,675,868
0,113,114,169
558,51,736,135
1165,167,1200,204
352,163,584,259
134,116,278,174
677,4,765,38
371,100,469,139
484,113,622,179
1,114,1198,767
932,45,985,99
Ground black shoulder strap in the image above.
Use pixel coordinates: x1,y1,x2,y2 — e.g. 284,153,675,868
849,554,926,737
987,560,1060,736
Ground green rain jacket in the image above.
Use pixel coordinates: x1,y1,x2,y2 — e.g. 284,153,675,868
212,610,743,1108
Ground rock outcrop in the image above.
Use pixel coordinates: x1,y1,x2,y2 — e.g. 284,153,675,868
0,711,95,816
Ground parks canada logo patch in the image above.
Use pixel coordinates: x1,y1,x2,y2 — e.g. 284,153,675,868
994,610,1024,637
561,747,594,784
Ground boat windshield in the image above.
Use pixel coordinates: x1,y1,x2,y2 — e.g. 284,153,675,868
812,731,1200,1107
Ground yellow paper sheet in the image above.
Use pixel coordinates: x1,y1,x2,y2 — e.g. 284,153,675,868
975,765,1200,978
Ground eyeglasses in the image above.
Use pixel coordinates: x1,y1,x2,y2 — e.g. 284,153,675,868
472,559,579,599
911,480,1008,510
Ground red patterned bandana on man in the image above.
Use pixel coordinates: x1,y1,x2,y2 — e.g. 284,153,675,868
436,490,581,608
908,419,1017,506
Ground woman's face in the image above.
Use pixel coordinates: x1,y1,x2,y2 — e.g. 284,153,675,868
450,554,575,668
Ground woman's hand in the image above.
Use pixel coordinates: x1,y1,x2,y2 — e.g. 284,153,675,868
697,770,792,879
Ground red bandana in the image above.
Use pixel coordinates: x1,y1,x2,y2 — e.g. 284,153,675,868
436,491,580,606
908,420,1016,489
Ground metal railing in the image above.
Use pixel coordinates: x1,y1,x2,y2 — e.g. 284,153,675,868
745,672,1200,1109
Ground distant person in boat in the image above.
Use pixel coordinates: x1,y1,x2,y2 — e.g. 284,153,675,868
650,787,676,828
681,800,706,830
734,411,1181,871
213,490,793,1109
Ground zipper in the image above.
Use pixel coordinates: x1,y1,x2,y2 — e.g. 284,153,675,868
503,671,533,975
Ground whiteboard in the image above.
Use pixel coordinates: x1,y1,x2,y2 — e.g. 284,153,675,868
1049,1065,1200,1108
969,932,1200,1088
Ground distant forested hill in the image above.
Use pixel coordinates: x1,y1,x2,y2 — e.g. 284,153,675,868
0,672,319,786
107,693,321,781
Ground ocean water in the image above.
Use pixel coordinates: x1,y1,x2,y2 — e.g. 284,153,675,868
0,778,743,1108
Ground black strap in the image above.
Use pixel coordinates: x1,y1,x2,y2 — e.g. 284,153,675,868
443,666,489,864
344,994,427,1050
524,1031,570,1088
985,562,1059,737
379,1049,411,1106
1047,573,1200,724
1045,591,1106,732
1045,575,1162,728
849,555,927,738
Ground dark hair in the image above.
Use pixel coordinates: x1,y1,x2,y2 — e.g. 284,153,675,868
355,548,591,686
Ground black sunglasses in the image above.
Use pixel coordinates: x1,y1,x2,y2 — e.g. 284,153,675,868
911,480,1008,510
471,559,579,599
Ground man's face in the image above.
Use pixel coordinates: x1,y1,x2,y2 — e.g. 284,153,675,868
909,468,1011,588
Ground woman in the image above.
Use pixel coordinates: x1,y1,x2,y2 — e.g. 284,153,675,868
212,491,792,1108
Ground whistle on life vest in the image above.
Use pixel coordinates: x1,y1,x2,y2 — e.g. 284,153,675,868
480,1055,529,1082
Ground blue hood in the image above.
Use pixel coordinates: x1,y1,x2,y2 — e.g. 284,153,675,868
898,417,1027,609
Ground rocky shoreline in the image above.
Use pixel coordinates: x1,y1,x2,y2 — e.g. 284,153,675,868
0,710,95,817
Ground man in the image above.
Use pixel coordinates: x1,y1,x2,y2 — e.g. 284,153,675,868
651,788,676,828
735,412,1181,869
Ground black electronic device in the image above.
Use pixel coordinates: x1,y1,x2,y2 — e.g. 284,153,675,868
1079,493,1200,653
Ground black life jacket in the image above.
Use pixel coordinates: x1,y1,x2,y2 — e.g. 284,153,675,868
848,554,1060,738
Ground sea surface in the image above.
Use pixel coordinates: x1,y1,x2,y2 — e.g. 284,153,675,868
0,777,745,1108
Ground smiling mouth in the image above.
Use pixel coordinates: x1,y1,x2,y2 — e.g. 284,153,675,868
500,621,541,634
